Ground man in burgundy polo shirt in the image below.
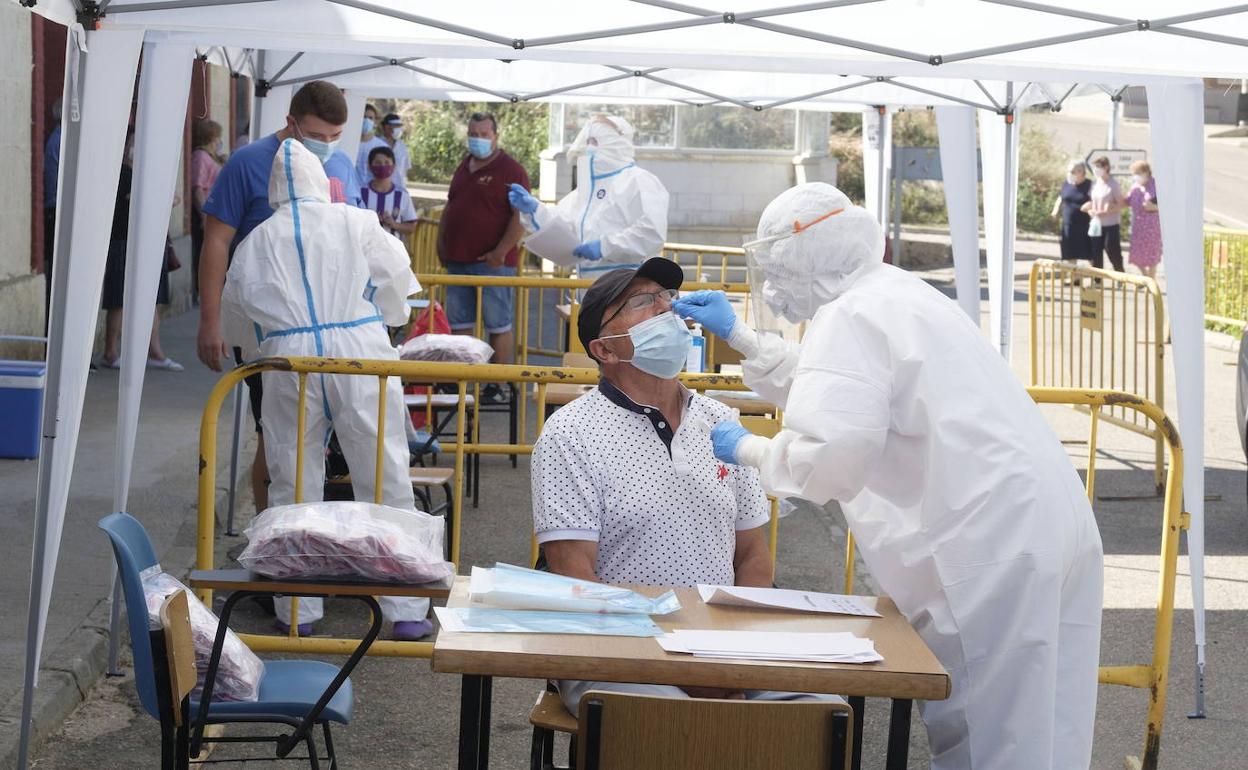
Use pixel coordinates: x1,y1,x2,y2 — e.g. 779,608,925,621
437,111,529,403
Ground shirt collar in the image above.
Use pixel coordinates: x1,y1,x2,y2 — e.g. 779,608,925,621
598,377,692,414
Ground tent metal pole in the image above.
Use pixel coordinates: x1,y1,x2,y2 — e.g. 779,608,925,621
324,0,514,46
973,79,1003,111
760,76,875,110
1108,97,1120,149
632,0,930,62
874,107,887,231
270,58,416,89
251,49,266,142
269,51,304,83
999,83,1017,358
391,61,517,102
521,68,664,101
225,382,245,536
940,23,1136,64
607,66,755,109
1007,81,1034,111
1153,26,1248,50
17,28,89,770
979,0,1125,25
879,77,997,112
105,0,278,13
1051,83,1079,111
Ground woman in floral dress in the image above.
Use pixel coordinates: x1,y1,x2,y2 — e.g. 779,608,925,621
1124,160,1162,279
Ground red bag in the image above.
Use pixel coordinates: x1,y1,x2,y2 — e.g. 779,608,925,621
403,301,452,429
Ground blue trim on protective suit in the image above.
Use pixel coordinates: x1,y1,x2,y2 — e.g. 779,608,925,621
261,314,384,340
283,141,323,357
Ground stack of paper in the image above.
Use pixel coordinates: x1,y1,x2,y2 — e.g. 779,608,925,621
656,630,883,664
697,585,882,617
435,606,664,637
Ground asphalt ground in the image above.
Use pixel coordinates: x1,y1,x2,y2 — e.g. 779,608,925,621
20,266,1248,769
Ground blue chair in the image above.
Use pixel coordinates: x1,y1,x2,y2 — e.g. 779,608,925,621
100,512,352,769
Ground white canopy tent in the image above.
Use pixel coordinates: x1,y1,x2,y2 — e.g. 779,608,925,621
13,1,1233,766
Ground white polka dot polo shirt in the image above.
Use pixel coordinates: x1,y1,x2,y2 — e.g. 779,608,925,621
531,377,771,587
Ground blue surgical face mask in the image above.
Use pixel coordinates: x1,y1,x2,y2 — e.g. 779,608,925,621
361,117,375,135
467,136,493,159
600,311,691,379
293,122,339,165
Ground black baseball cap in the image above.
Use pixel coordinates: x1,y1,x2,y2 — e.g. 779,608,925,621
382,113,403,125
577,257,685,356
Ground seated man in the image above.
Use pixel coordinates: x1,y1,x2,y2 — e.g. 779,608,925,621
531,258,830,710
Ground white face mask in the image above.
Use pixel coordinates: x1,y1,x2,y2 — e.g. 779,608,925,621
1066,174,1078,185
1132,174,1146,185
389,125,404,141
1096,167,1110,180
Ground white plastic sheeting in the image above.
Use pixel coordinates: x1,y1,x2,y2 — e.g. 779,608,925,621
936,106,983,322
979,104,1021,361
18,26,144,770
1145,79,1208,705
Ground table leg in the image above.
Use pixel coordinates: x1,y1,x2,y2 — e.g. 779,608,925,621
457,674,493,770
885,698,913,770
848,696,865,770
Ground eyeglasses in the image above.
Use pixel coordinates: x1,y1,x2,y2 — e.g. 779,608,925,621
600,288,678,331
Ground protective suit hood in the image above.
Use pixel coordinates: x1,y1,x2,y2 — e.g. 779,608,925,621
751,182,884,320
269,138,331,208
568,115,636,174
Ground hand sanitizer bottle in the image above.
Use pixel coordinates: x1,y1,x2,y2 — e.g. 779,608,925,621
686,323,706,373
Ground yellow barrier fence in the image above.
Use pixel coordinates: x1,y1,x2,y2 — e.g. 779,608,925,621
198,358,757,659
1028,259,1166,493
844,388,1184,770
1204,226,1248,326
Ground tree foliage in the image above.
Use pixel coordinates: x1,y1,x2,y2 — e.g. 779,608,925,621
390,100,549,186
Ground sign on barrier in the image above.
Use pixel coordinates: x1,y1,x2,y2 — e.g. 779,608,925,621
1083,148,1147,176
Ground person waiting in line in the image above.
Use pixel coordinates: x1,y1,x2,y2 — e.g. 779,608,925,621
1124,160,1162,279
531,258,840,712
1051,159,1092,267
190,119,226,304
375,112,411,189
1082,155,1125,272
222,139,432,641
508,114,669,278
99,127,183,372
354,102,387,185
437,111,530,404
197,79,363,521
360,146,418,239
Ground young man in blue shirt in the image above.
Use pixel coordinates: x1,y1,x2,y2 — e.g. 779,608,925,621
197,80,362,514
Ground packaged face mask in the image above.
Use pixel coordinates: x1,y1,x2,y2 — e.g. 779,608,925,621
469,563,681,615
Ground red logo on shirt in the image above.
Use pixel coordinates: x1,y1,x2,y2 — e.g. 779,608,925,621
716,464,729,483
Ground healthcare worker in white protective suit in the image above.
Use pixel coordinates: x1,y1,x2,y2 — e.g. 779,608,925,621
507,114,669,275
673,183,1104,770
222,139,433,641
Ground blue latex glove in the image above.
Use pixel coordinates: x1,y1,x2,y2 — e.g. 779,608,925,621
711,421,752,465
572,240,603,261
508,183,538,214
672,290,736,339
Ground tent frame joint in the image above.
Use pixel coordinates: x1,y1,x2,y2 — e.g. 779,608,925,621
723,11,736,23
1137,19,1151,31
255,78,272,97
77,0,103,28
929,54,944,65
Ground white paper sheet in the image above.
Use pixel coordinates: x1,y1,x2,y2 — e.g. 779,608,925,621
696,585,882,618
522,215,580,267
656,630,883,664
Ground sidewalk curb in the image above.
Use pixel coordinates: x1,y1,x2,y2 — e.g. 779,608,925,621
0,478,236,767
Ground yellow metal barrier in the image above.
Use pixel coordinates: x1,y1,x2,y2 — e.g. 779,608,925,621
1204,226,1248,326
843,388,1184,770
198,358,756,659
1028,259,1166,493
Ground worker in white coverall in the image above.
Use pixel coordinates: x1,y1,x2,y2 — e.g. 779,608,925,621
507,114,669,276
673,182,1104,770
222,139,432,641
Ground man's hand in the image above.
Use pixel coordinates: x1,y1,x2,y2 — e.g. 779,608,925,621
197,321,230,372
483,248,506,269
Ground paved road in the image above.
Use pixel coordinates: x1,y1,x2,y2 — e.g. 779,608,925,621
23,268,1248,769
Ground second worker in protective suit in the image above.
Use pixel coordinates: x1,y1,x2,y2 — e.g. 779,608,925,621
507,114,669,275
674,182,1104,770
222,139,433,641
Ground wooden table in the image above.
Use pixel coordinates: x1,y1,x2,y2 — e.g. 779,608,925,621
432,579,948,770
188,569,452,758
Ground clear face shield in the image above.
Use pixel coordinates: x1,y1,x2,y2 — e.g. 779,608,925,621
742,207,845,339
